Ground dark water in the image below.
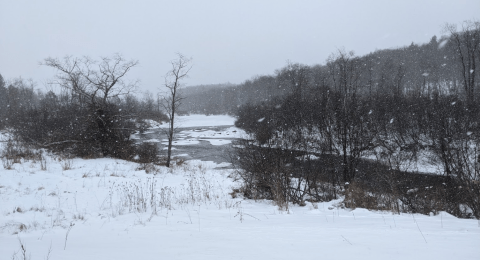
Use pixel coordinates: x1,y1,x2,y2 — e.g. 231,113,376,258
133,125,238,165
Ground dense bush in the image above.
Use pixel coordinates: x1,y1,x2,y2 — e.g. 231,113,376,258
1,80,166,162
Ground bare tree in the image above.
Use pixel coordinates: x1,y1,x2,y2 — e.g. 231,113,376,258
42,53,139,108
443,20,480,104
160,53,192,167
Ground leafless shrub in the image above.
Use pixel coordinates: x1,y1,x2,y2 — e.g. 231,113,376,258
29,206,45,212
344,182,392,211
136,163,159,174
231,139,339,210
72,213,85,221
229,188,240,199
1,140,41,169
2,157,13,169
18,224,27,232
135,142,160,164
174,157,186,166
11,237,29,260
13,141,37,160
64,223,74,250
11,238,52,260
58,154,73,171
39,152,47,171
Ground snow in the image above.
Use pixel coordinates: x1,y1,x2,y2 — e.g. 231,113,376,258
438,39,448,49
154,114,237,128
143,138,161,143
150,115,246,147
163,139,201,145
179,126,245,146
1,121,479,259
296,154,320,160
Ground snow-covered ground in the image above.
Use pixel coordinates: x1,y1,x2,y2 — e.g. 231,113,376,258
1,117,479,260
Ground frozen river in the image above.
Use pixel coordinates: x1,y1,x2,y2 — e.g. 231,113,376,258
131,115,245,165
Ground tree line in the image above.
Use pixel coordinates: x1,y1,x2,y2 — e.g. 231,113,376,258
184,21,479,116
231,21,480,218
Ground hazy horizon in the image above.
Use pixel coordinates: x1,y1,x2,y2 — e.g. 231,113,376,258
1,0,479,93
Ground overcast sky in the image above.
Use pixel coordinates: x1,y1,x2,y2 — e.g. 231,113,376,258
1,0,479,93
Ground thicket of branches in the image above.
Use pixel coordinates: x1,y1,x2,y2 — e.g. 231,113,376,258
232,21,480,218
0,56,167,160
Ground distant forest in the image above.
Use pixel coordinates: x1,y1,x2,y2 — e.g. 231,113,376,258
183,30,477,115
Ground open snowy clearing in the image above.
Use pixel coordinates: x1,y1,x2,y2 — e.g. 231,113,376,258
1,157,479,259
1,116,479,259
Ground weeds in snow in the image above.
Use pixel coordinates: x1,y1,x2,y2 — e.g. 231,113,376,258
64,223,74,250
11,238,52,260
59,156,73,171
107,165,240,219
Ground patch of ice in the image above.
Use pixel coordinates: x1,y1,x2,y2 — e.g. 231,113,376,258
154,114,236,128
143,139,160,143
162,139,200,145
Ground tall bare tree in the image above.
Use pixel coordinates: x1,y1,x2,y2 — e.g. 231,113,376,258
160,53,192,167
42,54,139,108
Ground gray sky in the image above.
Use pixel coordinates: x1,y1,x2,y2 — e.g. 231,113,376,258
1,0,479,93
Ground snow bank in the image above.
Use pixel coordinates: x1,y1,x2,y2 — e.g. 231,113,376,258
0,154,479,259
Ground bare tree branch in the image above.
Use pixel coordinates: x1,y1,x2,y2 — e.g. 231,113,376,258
41,54,139,108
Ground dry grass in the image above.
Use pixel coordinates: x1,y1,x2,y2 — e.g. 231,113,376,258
59,155,73,171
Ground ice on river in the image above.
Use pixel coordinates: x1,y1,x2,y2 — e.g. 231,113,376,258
152,115,246,146
154,114,238,128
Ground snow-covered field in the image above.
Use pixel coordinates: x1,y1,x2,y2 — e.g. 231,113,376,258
1,116,479,259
